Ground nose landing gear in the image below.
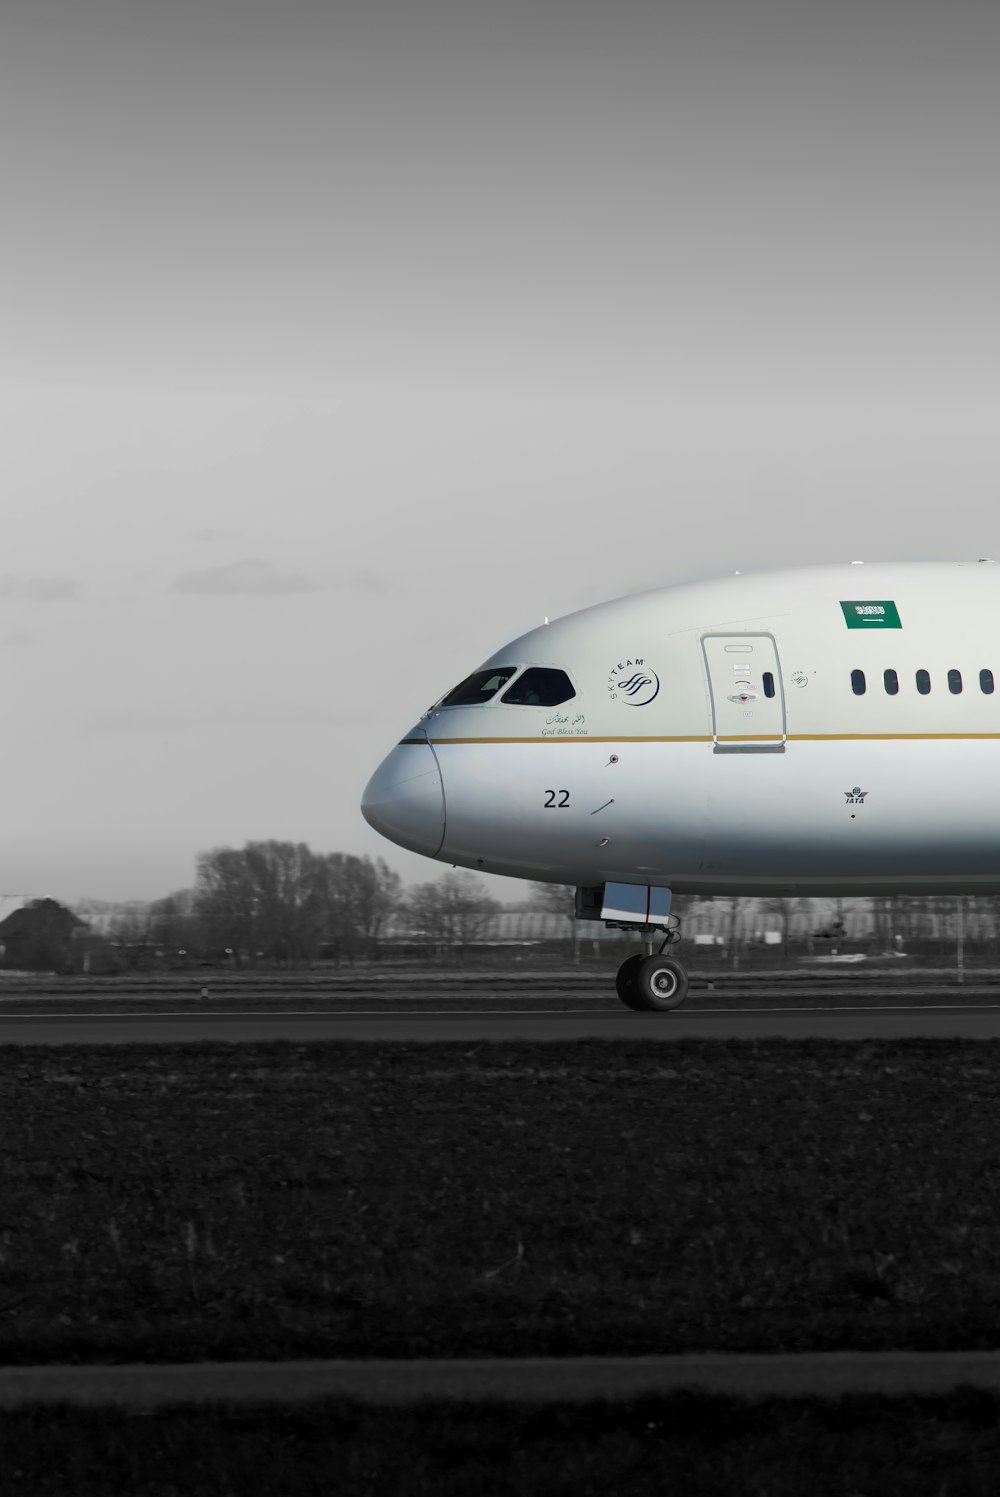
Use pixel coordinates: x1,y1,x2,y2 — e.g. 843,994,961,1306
573,883,688,1013
615,924,689,1012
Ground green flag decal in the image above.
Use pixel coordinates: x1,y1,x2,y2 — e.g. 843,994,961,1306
840,600,902,629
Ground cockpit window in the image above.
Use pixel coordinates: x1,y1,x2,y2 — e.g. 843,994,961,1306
501,668,576,707
439,667,517,707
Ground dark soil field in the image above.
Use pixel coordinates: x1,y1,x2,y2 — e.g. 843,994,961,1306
5,1390,1000,1495
3,1037,1000,1363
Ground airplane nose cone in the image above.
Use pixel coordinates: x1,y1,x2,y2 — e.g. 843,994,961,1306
361,738,446,858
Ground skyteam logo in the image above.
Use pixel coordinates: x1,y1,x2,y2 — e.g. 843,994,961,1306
607,658,660,707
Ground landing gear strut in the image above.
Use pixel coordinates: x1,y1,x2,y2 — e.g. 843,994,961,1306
615,923,688,1012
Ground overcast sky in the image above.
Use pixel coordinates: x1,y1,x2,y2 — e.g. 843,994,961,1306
1,0,998,901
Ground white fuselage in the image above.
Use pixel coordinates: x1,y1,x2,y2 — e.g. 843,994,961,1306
362,562,1000,896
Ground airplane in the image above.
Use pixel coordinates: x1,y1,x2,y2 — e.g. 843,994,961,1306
362,560,1000,1011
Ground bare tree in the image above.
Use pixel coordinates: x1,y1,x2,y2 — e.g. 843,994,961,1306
321,854,403,960
531,882,579,963
195,841,329,966
759,897,794,962
105,901,155,948
724,897,744,969
146,888,204,957
245,841,328,964
195,847,260,966
404,871,500,956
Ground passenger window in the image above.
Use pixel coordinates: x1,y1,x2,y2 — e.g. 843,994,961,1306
916,669,931,695
440,667,518,707
762,671,775,699
851,669,866,696
981,669,995,695
948,669,963,695
883,669,899,696
501,668,575,707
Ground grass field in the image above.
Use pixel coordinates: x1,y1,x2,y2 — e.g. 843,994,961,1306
4,1391,1000,1495
3,1037,1000,1362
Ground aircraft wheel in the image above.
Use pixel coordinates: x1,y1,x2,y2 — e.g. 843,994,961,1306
633,954,689,1011
615,954,645,1010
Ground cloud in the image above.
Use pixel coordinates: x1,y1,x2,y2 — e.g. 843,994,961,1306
169,558,389,597
84,703,373,732
1,629,34,648
0,576,80,602
338,567,386,594
188,527,237,543
169,558,321,596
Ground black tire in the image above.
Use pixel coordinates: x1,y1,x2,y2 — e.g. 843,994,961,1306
615,953,645,1010
633,954,689,1011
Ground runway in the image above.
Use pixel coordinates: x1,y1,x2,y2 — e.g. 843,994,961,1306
4,1006,1000,1043
6,1351,1000,1407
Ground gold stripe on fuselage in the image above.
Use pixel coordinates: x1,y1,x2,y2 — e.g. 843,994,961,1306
427,735,711,744
425,732,1000,745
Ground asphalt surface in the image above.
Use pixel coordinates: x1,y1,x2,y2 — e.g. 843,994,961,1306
5,1352,1000,1406
4,1005,1000,1042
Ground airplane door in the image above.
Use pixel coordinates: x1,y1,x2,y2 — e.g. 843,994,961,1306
701,634,786,752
